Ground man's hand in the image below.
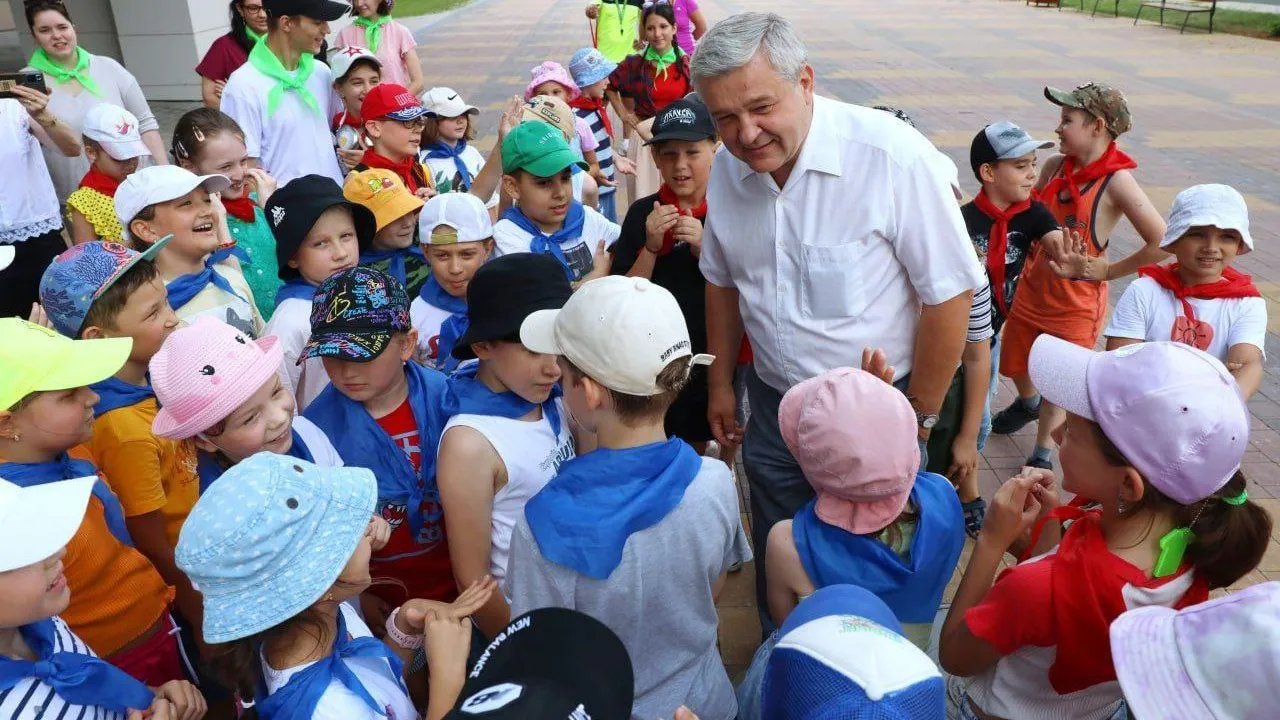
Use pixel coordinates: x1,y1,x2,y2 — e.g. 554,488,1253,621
708,383,742,447
645,202,679,253
860,347,895,384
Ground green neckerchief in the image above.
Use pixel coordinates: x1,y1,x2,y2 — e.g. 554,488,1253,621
28,47,102,97
247,38,319,116
643,45,678,80
246,27,264,43
353,15,393,54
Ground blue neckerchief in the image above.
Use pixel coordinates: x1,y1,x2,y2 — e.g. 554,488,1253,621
287,427,316,464
500,204,586,281
360,245,426,288
525,438,699,579
0,455,133,546
792,471,964,624
305,361,457,537
89,376,154,418
210,244,250,264
448,364,561,435
424,140,472,190
197,427,317,494
255,609,406,720
0,619,155,713
275,278,318,307
418,275,468,372
167,256,250,311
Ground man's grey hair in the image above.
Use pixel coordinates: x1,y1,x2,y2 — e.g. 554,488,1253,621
690,12,808,84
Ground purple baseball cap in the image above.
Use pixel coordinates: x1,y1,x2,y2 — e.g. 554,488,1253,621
1029,337,1249,504
38,238,172,338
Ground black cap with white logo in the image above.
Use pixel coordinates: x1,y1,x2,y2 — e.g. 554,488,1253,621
645,97,717,146
444,608,634,720
264,0,350,22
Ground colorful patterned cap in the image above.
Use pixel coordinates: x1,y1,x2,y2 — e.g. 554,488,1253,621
38,238,172,338
1045,82,1132,136
301,266,410,363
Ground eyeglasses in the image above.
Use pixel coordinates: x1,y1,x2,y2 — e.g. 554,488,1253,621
241,3,266,15
394,118,427,132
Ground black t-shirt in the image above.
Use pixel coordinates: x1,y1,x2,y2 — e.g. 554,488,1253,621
960,199,1059,332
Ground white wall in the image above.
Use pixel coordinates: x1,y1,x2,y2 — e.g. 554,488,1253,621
109,0,229,101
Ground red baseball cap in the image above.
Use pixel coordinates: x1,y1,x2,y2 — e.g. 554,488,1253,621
361,84,429,122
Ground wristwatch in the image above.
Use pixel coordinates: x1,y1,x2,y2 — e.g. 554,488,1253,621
915,411,939,430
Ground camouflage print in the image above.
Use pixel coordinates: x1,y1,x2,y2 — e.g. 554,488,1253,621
1044,82,1132,137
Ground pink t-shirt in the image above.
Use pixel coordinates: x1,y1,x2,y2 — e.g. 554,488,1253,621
334,20,417,88
575,117,599,154
673,0,699,55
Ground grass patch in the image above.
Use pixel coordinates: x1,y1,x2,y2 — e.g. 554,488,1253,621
391,0,477,16
1055,0,1280,38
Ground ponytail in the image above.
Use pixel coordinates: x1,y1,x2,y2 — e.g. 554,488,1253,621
171,108,246,166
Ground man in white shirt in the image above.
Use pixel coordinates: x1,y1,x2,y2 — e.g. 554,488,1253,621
692,12,984,632
221,0,346,186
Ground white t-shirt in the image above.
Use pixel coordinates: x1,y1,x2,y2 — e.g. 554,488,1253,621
420,144,498,209
492,206,621,282
410,296,454,370
168,262,264,338
1104,275,1267,361
265,296,331,412
0,101,61,243
293,416,343,467
0,617,127,720
221,58,343,186
262,604,417,720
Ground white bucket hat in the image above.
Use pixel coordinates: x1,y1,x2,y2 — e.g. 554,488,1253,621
1161,183,1253,254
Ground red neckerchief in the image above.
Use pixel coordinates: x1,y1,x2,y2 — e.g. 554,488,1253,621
332,110,364,132
1038,142,1137,209
973,189,1032,317
1019,507,1208,695
655,184,707,256
1138,263,1261,325
568,96,613,139
222,195,258,223
361,150,423,193
78,166,121,197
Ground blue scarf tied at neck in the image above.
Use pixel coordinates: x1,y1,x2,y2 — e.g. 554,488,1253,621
167,252,251,311
0,619,155,713
449,364,561,435
274,278,319,307
89,376,154,418
418,275,468,373
359,246,426,288
500,203,586,282
424,141,473,190
0,455,133,546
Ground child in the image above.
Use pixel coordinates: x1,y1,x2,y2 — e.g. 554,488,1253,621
115,165,265,337
302,267,461,632
346,167,431,297
493,122,618,285
523,94,599,209
329,44,382,171
356,83,435,197
336,0,423,94
0,317,187,688
67,103,150,245
992,82,1167,470
264,174,376,410
436,254,576,638
412,191,493,372
939,338,1272,720
0,473,205,720
610,97,717,450
510,275,752,720
171,107,283,319
175,452,493,719
419,86,491,204
526,63,604,207
1104,184,1265,398
764,367,964,650
568,47,636,223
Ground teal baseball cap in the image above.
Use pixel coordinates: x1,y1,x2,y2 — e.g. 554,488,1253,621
501,121,588,177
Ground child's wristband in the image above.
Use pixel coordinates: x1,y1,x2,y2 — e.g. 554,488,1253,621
385,607,425,650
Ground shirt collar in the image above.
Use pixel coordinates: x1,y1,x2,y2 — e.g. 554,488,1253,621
735,95,843,184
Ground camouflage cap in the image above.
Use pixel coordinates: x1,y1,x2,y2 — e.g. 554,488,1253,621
1044,82,1132,137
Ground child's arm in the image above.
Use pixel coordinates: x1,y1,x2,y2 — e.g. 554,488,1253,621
1101,171,1168,281
951,338,990,490
68,207,99,245
764,521,810,628
1102,278,1151,352
402,50,426,96
128,510,203,631
584,150,611,190
467,96,522,204
1227,344,1264,399
573,240,613,288
691,9,709,40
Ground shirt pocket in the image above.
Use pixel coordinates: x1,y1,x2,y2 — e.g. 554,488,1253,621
801,242,866,320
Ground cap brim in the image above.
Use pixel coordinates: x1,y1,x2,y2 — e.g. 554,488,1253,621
520,150,590,178
373,193,427,233
101,138,152,161
42,336,133,394
1027,335,1095,421
1111,606,1216,720
644,130,716,146
1044,86,1084,109
815,488,912,536
519,309,564,356
91,235,173,306
998,138,1057,160
295,0,349,22
301,330,394,363
153,336,283,439
0,245,14,272
384,106,430,122
0,476,95,573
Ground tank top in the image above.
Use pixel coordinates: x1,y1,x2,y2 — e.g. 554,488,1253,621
441,399,575,589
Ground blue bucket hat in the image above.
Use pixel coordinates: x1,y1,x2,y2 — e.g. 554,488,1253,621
175,452,376,644
569,48,616,90
38,238,171,338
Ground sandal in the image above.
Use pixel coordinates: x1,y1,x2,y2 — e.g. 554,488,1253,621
962,498,987,540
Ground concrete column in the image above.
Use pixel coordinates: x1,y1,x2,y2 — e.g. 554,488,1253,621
108,0,229,101
8,0,123,62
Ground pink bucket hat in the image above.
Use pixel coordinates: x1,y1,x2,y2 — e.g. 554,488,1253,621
525,61,581,102
150,316,284,439
779,368,921,535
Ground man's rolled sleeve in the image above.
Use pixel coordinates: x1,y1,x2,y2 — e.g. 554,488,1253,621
891,153,985,306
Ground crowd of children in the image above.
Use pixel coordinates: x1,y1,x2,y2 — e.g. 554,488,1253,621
3,0,1280,718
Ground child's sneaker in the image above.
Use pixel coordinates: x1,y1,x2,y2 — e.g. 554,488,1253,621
962,498,987,540
991,396,1041,435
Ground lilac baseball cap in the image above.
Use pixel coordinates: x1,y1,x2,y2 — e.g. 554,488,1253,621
1029,337,1249,504
779,368,920,535
1111,581,1280,720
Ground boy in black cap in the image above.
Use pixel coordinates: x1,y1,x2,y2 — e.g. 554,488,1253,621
263,174,377,411
436,254,579,639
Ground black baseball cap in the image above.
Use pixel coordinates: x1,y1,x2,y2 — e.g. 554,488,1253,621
645,98,717,146
453,254,572,360
444,608,634,720
301,267,411,363
264,0,349,22
267,175,375,281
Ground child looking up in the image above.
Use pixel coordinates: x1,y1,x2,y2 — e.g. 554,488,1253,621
67,103,150,245
941,338,1271,720
337,0,423,94
345,168,430,297
412,192,493,372
511,276,752,720
419,87,492,204
357,83,434,197
171,107,282,318
568,47,637,223
264,174,376,410
1104,184,1265,398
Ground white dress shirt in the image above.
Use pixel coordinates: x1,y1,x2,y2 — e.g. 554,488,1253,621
699,95,984,392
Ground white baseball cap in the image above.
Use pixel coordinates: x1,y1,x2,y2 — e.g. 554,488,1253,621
421,86,479,119
0,245,14,272
115,165,231,241
419,192,492,246
520,276,714,396
329,44,381,82
1162,183,1253,254
82,103,150,161
0,475,95,573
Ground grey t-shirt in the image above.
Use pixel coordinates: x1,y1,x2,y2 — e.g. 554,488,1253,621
508,457,753,720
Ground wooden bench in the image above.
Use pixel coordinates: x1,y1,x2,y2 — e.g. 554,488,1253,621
1055,0,1120,16
1134,0,1218,34
1026,0,1061,7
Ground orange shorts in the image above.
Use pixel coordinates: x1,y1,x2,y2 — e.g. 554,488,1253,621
999,313,1103,380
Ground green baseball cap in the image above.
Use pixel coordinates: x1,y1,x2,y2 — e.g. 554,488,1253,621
501,121,589,177
1044,82,1132,137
